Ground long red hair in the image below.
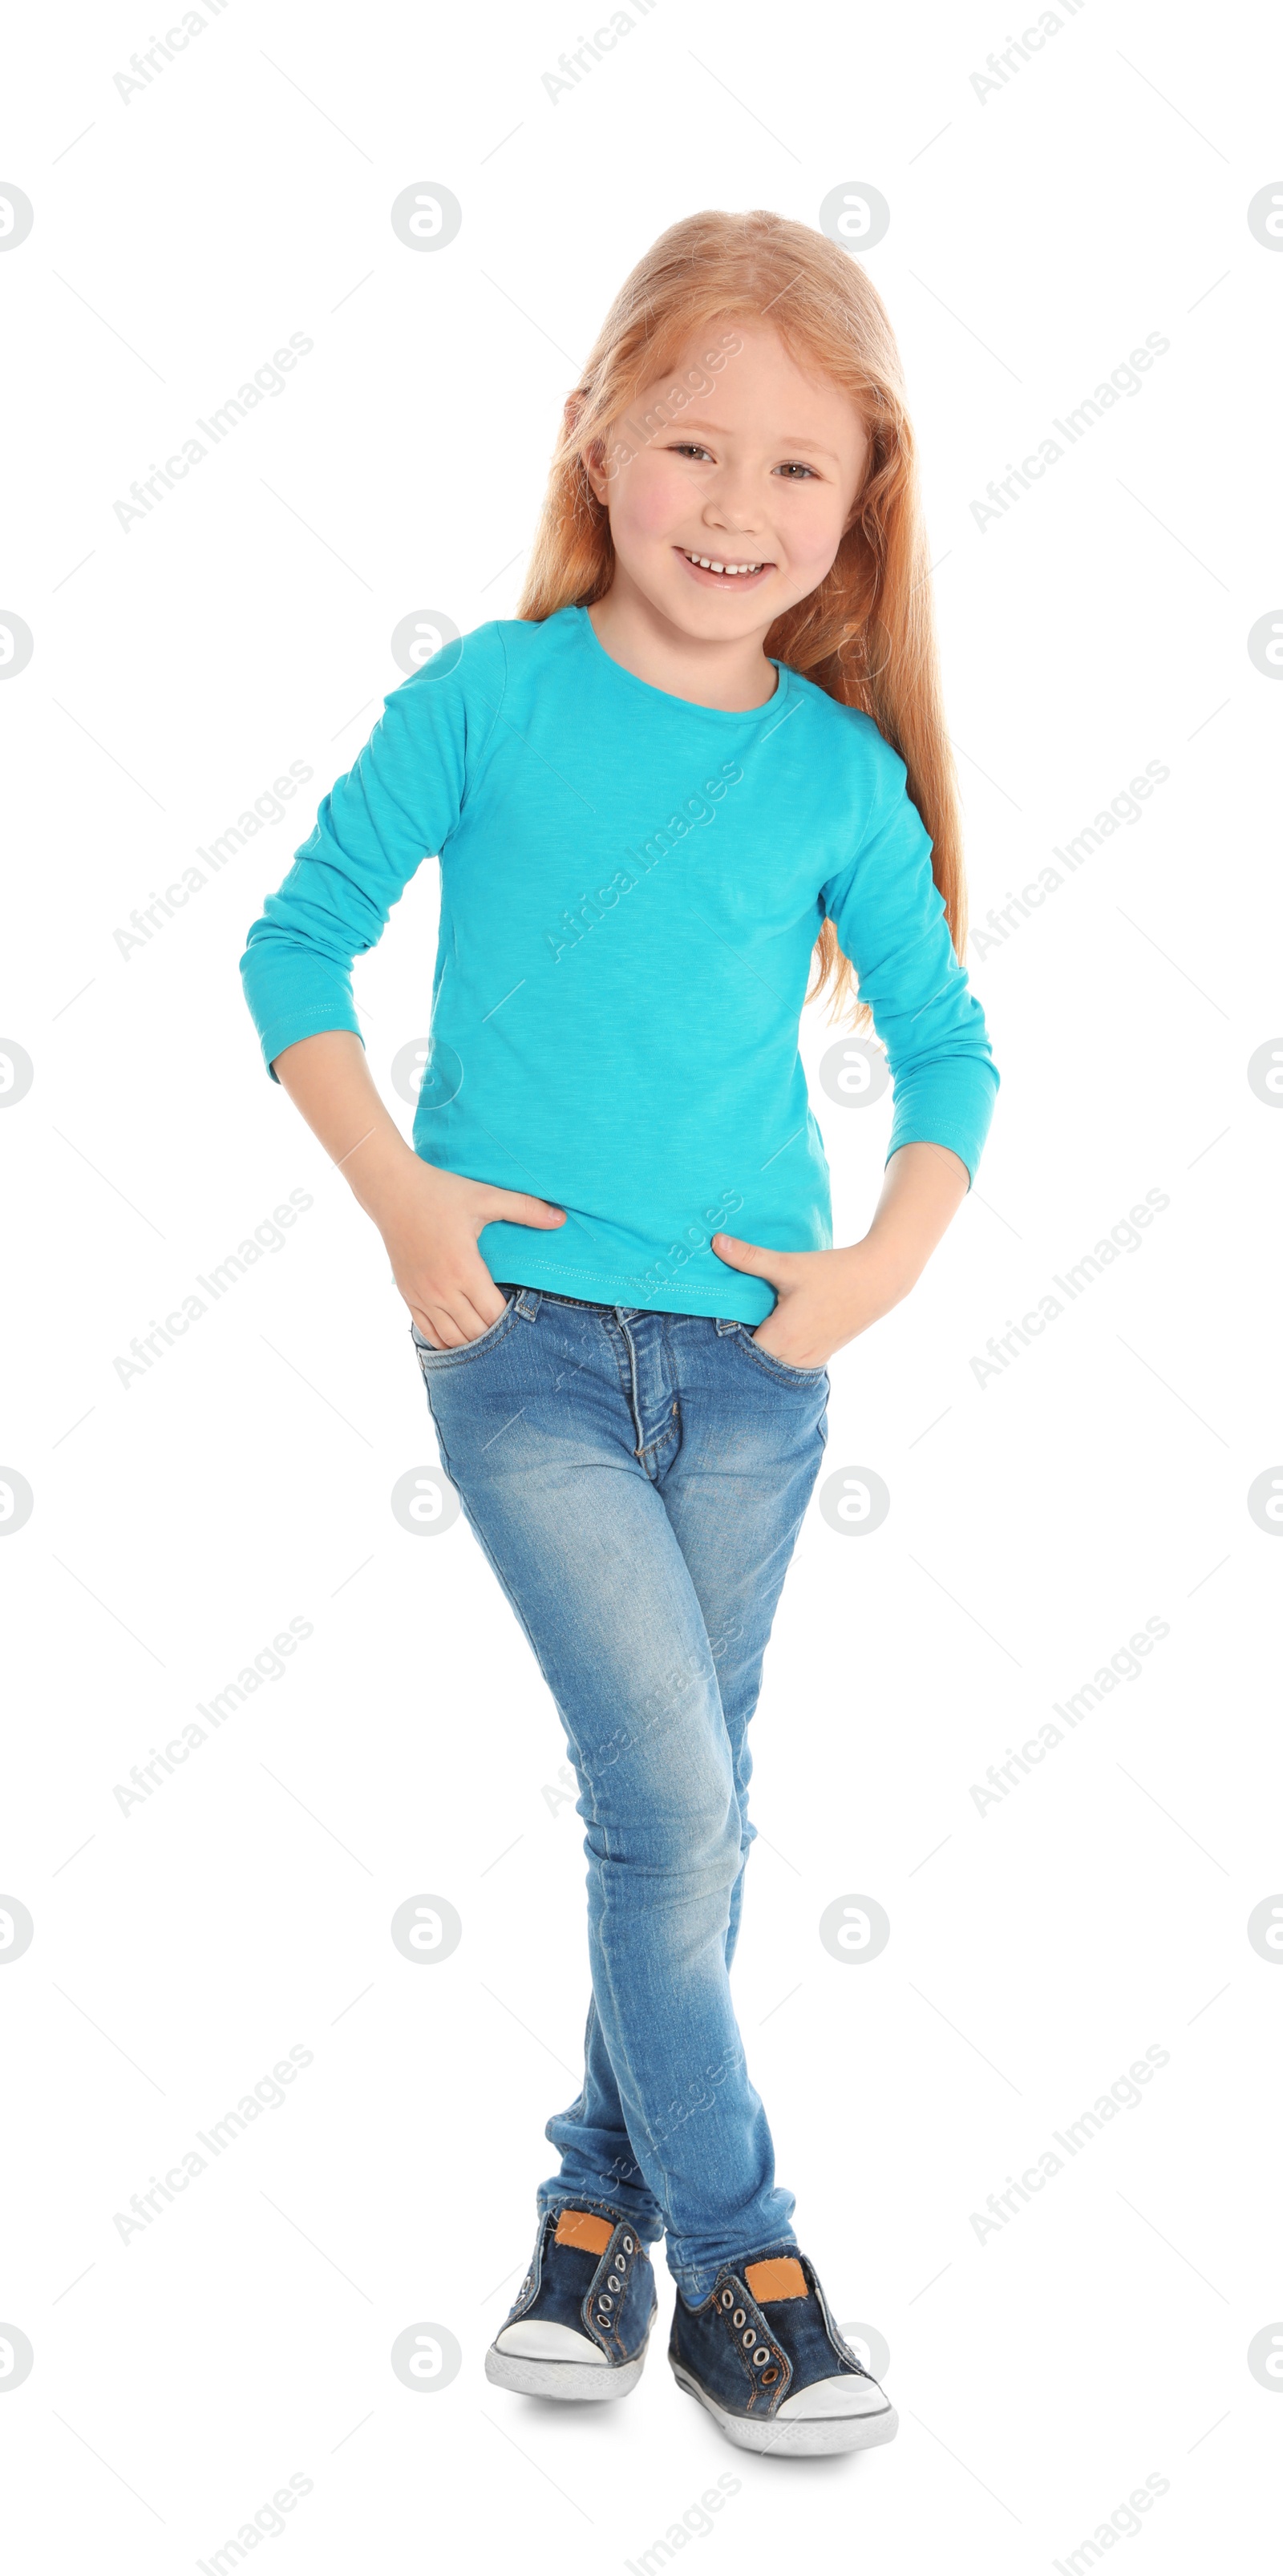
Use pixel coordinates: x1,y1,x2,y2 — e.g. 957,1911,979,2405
516,208,967,1029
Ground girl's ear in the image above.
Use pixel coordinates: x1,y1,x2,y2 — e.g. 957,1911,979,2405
581,435,612,507
563,393,610,508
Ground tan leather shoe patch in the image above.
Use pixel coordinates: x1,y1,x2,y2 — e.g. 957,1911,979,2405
554,2209,614,2255
744,2256,808,2303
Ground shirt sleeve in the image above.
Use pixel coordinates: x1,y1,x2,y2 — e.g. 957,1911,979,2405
820,722,999,1185
239,626,507,1080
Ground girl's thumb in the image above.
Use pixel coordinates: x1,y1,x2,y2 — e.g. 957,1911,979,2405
491,1190,567,1230
711,1232,779,1279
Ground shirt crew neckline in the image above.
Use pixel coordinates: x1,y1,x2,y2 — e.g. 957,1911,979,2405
568,601,792,726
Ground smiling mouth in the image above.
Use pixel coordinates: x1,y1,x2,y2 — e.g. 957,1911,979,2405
677,548,771,579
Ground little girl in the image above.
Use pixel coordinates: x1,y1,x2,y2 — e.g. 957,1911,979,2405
241,208,998,2458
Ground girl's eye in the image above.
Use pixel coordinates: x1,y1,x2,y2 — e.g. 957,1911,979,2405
775,461,818,479
671,443,714,462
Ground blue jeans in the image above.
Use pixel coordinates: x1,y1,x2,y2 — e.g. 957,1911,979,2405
411,1283,829,2300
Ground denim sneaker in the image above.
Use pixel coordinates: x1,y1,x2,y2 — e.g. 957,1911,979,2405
485,2204,658,2400
669,2251,898,2456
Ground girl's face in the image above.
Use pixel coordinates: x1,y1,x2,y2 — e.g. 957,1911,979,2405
585,319,869,641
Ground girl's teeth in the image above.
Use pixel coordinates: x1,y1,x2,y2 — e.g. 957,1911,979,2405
685,552,763,575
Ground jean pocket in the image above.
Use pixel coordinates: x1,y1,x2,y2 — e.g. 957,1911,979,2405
731,1324,828,1389
411,1293,518,1370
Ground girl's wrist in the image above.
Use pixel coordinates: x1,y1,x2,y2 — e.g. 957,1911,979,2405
846,1227,921,1310
345,1126,420,1222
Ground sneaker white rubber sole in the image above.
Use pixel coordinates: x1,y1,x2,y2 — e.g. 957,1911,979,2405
485,2336,650,2401
670,2359,899,2456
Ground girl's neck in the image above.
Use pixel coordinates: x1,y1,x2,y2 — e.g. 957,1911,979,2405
586,580,779,713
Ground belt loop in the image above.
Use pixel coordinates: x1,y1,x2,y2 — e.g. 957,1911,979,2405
715,1314,740,1335
516,1287,541,1319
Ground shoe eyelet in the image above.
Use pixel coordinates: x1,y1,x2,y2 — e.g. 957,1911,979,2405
753,2346,770,2365
732,2307,747,2329
607,2275,621,2291
598,2293,613,2309
622,2234,634,2253
761,2366,779,2384
741,2327,755,2348
720,2289,735,2310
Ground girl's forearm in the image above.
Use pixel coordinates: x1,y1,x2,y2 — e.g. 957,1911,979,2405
270,1033,565,1346
271,1029,418,1223
858,1139,971,1298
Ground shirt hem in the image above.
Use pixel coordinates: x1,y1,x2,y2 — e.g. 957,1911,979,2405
485,1250,770,1324
253,1007,362,1081
885,1121,987,1187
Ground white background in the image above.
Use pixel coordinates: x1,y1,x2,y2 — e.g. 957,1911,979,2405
2,0,1281,2566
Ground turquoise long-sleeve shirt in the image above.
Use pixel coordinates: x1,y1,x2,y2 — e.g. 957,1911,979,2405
240,605,998,1328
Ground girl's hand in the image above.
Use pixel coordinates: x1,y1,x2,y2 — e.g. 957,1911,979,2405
374,1159,566,1349
710,1234,907,1369
269,1031,565,1351
712,1140,972,1369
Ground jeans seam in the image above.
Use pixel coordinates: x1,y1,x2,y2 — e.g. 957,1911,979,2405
589,1868,674,2238
411,1295,519,1369
731,1326,828,1388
